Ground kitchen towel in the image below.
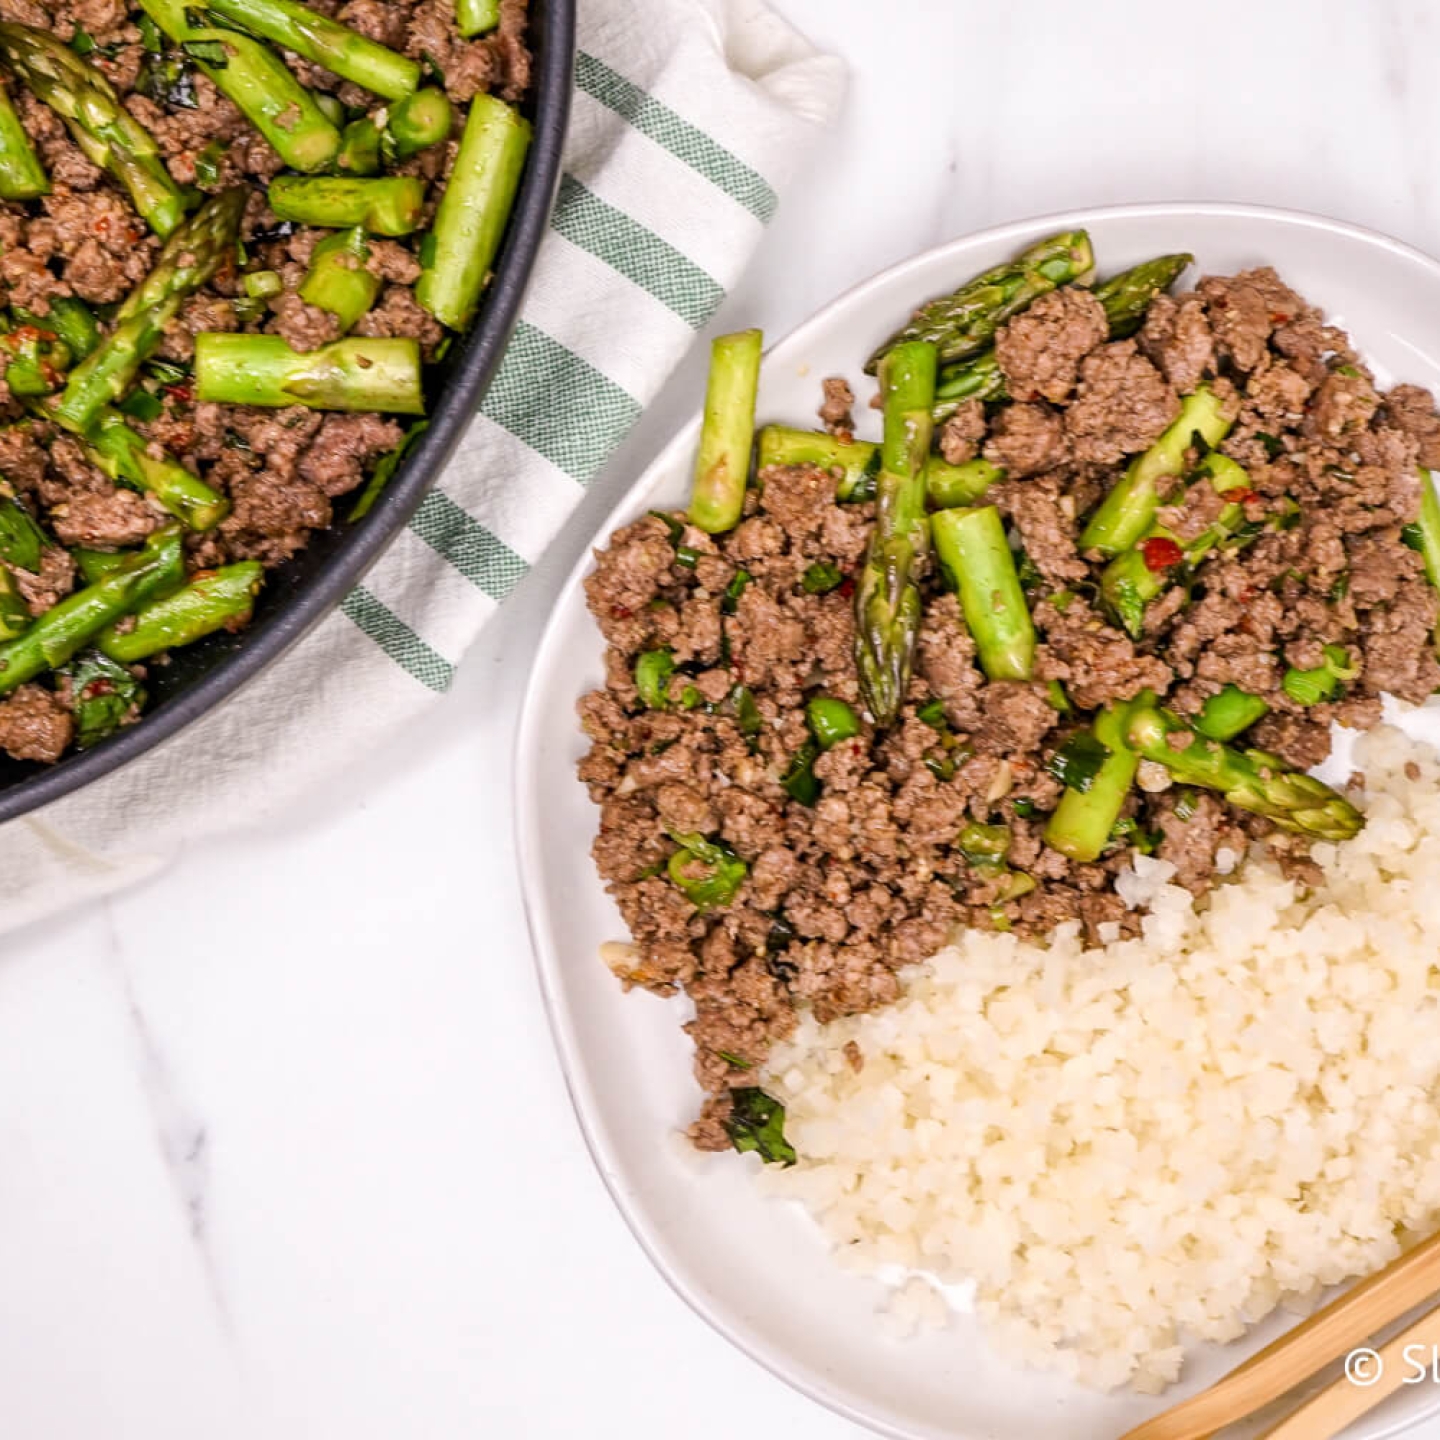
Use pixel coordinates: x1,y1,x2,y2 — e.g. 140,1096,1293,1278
0,0,845,932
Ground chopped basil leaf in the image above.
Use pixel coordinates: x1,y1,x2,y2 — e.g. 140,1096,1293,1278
801,560,842,594
1046,731,1111,794
117,389,163,423
725,1088,796,1166
182,38,231,66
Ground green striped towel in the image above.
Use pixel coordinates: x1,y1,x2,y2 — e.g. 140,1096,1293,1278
0,1,845,927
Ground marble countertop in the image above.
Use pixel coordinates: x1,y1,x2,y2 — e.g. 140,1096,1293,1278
7,2,1440,1436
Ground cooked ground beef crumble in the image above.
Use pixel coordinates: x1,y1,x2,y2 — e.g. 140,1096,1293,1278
578,263,1440,1148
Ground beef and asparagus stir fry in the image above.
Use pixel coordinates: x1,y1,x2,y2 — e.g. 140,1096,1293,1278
578,234,1440,1154
0,0,531,763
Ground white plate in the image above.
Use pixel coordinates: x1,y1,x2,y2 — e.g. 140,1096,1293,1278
516,204,1440,1440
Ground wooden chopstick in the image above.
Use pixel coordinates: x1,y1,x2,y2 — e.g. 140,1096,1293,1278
1118,1228,1440,1440
1257,1300,1440,1438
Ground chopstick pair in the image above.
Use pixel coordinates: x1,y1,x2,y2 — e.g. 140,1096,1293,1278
1119,1229,1440,1440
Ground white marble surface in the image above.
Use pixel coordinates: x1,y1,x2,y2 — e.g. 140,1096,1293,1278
7,2,1440,1437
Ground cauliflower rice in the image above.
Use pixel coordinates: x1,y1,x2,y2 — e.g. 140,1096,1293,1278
758,723,1440,1392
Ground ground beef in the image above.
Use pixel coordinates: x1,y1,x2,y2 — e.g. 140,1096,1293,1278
219,466,332,566
818,376,854,437
1065,341,1179,465
996,475,1087,583
1138,291,1214,395
1154,791,1245,895
268,292,343,351
338,0,410,45
353,284,447,356
1034,597,1174,709
299,414,405,497
983,402,1066,476
994,286,1109,403
1198,267,1308,373
938,398,986,464
49,487,163,549
406,0,530,103
1384,383,1440,468
26,188,158,303
0,684,73,762
11,546,75,615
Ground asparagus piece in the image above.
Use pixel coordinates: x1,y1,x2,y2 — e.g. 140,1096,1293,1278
1043,702,1140,862
206,0,420,101
52,306,172,433
866,230,1095,374
1124,700,1364,840
98,561,262,662
313,91,346,129
0,566,29,641
933,351,1006,416
1093,253,1195,339
0,22,185,236
757,425,878,501
61,648,146,749
139,0,341,173
806,695,861,750
1413,467,1440,593
194,334,425,414
72,547,130,585
927,457,1003,510
116,188,247,323
1079,385,1233,558
51,189,245,436
932,503,1035,681
1282,644,1357,706
0,494,39,641
269,174,425,236
456,0,501,37
1099,451,1253,637
1193,685,1269,742
688,330,762,535
0,523,182,695
336,117,382,176
854,341,938,725
386,87,453,158
932,253,1193,417
298,227,380,335
243,270,283,300
755,425,1000,508
415,94,531,329
84,408,230,531
0,77,45,199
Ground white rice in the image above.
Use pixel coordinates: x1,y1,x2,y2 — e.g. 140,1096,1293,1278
757,724,1440,1392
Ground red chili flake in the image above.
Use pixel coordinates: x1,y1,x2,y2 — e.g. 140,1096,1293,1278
93,214,111,237
1270,312,1291,325
165,383,194,403
609,605,632,620
1140,536,1185,572
1230,488,1260,505
837,576,856,599
12,324,53,344
81,678,115,700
